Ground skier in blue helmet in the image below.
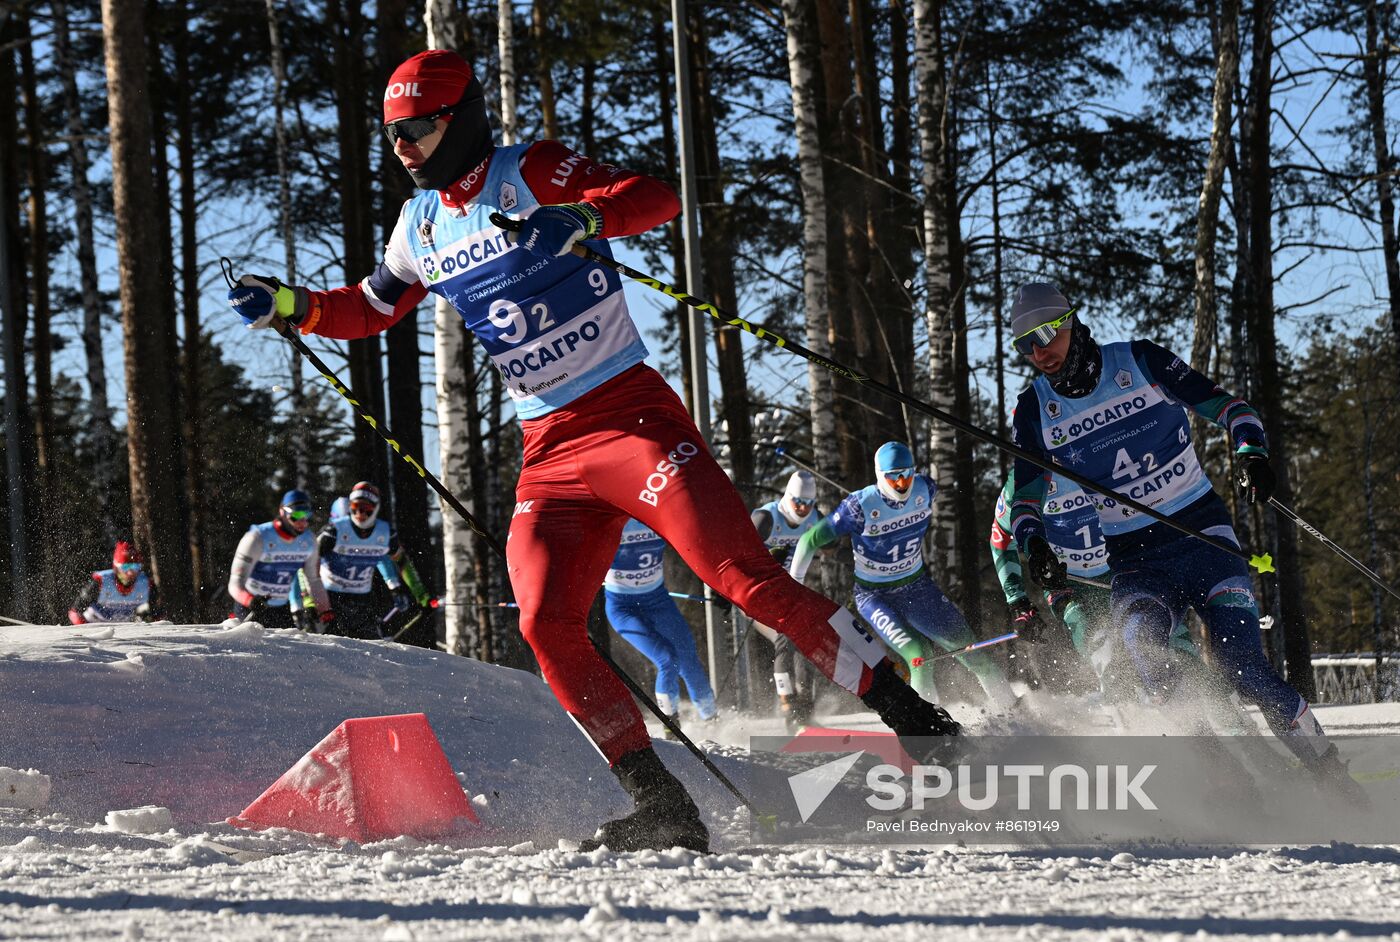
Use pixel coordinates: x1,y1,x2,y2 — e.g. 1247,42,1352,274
228,489,332,631
790,442,1016,711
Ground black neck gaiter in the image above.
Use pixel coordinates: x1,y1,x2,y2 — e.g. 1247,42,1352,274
1047,321,1103,398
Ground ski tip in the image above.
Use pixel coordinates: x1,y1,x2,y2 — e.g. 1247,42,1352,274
1250,553,1276,574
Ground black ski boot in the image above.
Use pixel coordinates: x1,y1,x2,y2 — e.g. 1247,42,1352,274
580,748,710,852
1304,743,1371,810
861,660,962,765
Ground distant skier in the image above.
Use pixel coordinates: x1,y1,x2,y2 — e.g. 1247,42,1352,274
227,489,332,632
67,541,158,625
1004,281,1358,792
790,443,1017,711
749,471,821,727
227,48,957,853
308,482,431,642
603,519,717,728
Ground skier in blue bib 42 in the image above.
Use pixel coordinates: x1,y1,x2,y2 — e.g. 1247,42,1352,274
228,489,332,632
1004,282,1361,795
602,519,717,730
789,443,1017,711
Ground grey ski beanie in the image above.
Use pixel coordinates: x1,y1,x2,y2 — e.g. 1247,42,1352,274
1009,283,1073,339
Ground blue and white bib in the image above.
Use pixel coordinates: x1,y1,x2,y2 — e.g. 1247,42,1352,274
395,144,648,419
245,521,318,600
88,570,151,622
1031,342,1212,537
759,500,818,558
1041,474,1110,578
321,518,393,595
831,475,935,584
604,519,666,595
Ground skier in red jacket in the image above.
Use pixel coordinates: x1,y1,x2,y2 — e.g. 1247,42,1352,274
227,50,959,852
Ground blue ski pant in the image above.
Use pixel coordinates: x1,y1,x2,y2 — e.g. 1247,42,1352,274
604,585,717,718
853,574,1013,707
1112,529,1301,728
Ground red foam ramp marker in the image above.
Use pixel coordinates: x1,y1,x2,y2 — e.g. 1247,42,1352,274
230,713,478,842
782,727,915,774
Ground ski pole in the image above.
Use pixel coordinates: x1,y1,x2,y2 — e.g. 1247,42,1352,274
912,632,1019,665
774,446,845,492
490,215,1274,576
222,260,753,811
1269,498,1400,603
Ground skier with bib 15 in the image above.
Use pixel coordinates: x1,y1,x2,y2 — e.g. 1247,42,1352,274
226,50,959,852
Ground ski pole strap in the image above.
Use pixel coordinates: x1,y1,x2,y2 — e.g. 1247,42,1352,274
485,218,1272,575
1269,498,1400,603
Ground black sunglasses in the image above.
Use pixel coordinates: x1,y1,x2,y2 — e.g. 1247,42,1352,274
382,106,455,145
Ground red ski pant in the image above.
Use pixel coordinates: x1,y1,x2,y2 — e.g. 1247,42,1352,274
508,365,884,764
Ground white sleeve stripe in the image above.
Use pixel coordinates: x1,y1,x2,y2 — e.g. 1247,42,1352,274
360,277,398,316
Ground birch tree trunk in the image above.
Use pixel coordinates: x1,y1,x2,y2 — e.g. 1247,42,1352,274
498,0,517,146
912,0,956,581
53,0,117,542
1363,0,1400,351
1190,0,1239,379
426,0,475,656
101,0,195,621
782,0,836,498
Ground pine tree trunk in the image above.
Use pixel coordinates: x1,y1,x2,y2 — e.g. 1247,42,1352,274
0,19,34,619
174,0,208,615
533,0,559,139
1363,0,1400,353
267,0,309,489
688,5,755,500
783,0,837,500
53,0,118,543
1245,0,1313,699
331,0,390,492
100,0,195,621
377,0,432,568
18,12,53,603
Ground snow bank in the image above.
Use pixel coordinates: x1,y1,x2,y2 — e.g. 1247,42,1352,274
0,622,699,844
104,805,174,834
0,767,51,810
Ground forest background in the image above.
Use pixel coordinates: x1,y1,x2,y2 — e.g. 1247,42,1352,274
1,0,1396,703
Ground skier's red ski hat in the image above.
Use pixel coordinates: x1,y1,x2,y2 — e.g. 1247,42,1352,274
383,50,477,124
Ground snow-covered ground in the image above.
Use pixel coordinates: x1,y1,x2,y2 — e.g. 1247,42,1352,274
2,621,1399,941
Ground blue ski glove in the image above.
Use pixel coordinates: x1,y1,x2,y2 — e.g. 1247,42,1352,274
1235,444,1275,505
391,588,416,613
515,203,603,258
1026,536,1068,590
228,273,309,329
